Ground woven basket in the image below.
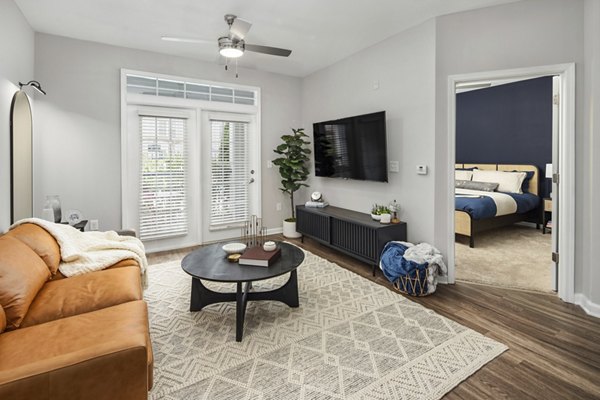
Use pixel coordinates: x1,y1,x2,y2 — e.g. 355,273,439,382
393,268,431,297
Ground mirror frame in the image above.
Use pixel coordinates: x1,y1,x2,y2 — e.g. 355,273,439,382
10,90,34,223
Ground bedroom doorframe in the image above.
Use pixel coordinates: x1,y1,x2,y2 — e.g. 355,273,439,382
446,63,576,304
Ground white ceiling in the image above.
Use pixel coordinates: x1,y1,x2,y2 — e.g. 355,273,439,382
15,0,519,77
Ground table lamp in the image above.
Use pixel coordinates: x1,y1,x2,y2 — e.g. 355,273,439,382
546,163,553,198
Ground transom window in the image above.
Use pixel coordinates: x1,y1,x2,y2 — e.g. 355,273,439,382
126,74,256,105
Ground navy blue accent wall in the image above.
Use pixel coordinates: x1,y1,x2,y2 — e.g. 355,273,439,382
456,76,552,197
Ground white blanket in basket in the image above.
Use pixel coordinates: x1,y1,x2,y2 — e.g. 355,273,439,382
396,241,447,294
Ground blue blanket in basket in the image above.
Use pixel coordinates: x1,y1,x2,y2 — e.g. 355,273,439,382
380,242,429,294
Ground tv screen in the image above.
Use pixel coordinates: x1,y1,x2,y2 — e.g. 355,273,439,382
313,111,388,182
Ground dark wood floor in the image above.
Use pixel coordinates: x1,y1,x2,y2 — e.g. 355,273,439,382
148,235,600,399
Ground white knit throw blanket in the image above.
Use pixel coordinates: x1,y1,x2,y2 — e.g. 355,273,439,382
10,219,148,281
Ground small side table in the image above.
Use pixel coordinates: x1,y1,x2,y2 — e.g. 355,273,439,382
61,220,88,232
542,198,552,234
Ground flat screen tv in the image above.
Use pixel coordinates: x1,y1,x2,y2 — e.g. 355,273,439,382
313,111,388,182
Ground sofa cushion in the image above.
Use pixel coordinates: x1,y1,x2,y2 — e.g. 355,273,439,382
0,300,153,396
6,224,61,275
0,236,51,330
0,305,6,333
21,267,142,328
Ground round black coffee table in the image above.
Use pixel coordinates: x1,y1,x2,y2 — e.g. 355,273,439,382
181,241,305,341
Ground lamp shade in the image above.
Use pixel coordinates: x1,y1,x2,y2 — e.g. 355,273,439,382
545,163,553,179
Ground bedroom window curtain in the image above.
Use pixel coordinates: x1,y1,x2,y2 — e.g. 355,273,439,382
209,119,249,228
139,115,188,240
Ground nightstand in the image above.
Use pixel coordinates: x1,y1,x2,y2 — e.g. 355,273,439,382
543,198,552,234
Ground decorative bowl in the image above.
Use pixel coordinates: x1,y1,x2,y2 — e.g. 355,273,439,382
263,241,277,252
371,213,382,221
222,242,247,255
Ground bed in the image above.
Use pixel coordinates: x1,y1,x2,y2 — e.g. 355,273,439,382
455,163,541,247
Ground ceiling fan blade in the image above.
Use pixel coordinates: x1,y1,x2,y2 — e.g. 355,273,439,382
245,44,292,57
230,18,252,40
161,36,214,44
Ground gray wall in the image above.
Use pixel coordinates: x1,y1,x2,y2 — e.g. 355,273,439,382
433,0,586,290
0,1,35,231
302,20,436,244
34,34,302,232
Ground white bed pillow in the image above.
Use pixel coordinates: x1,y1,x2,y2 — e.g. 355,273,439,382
471,170,527,194
455,170,473,181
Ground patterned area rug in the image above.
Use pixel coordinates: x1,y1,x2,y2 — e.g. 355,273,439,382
145,247,507,399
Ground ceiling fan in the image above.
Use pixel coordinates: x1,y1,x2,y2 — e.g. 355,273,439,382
162,14,292,60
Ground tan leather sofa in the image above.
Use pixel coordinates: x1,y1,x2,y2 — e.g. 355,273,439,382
0,223,153,400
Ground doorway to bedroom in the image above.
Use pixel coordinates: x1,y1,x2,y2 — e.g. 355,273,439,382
446,63,575,303
453,75,555,293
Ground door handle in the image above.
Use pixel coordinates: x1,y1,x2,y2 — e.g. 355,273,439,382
248,178,255,184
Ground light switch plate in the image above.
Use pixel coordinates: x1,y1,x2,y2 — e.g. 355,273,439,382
416,165,428,175
389,161,399,173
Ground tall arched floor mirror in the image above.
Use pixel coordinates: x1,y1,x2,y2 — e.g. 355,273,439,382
10,90,33,223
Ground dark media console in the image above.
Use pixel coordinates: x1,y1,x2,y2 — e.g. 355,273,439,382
296,205,407,275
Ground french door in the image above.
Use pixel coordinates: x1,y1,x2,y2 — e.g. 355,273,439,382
124,106,201,253
201,112,259,243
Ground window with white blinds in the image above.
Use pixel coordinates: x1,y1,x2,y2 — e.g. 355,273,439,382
210,120,249,228
139,115,188,240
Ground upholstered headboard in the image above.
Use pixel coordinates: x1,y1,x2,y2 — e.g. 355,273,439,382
455,163,539,195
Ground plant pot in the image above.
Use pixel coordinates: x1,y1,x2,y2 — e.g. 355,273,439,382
371,213,382,221
380,213,391,224
283,219,302,238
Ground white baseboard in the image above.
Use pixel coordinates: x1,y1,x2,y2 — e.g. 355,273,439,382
574,293,600,318
266,227,283,235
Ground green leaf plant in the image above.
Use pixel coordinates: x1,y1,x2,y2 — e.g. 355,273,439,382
272,128,311,222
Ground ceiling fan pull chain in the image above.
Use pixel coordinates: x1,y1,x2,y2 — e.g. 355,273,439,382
225,57,229,71
235,58,239,78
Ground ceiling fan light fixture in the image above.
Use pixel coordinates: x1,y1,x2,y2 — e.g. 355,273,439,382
220,47,244,58
218,37,244,58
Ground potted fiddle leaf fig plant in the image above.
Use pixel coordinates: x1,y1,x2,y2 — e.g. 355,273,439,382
273,128,311,238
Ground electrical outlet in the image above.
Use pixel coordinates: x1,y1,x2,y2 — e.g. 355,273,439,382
267,160,273,169
90,219,99,231
389,161,399,173
276,202,282,211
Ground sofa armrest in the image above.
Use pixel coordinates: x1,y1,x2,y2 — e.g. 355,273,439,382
0,301,151,400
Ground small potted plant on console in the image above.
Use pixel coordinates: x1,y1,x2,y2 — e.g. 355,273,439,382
273,128,311,238
371,204,391,221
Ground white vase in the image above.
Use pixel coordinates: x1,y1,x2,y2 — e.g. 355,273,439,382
283,220,302,238
380,213,391,224
44,195,61,223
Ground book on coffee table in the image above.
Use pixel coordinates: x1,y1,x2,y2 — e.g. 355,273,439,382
238,246,281,267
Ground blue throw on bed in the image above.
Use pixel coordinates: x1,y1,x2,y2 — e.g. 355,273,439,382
455,192,540,220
